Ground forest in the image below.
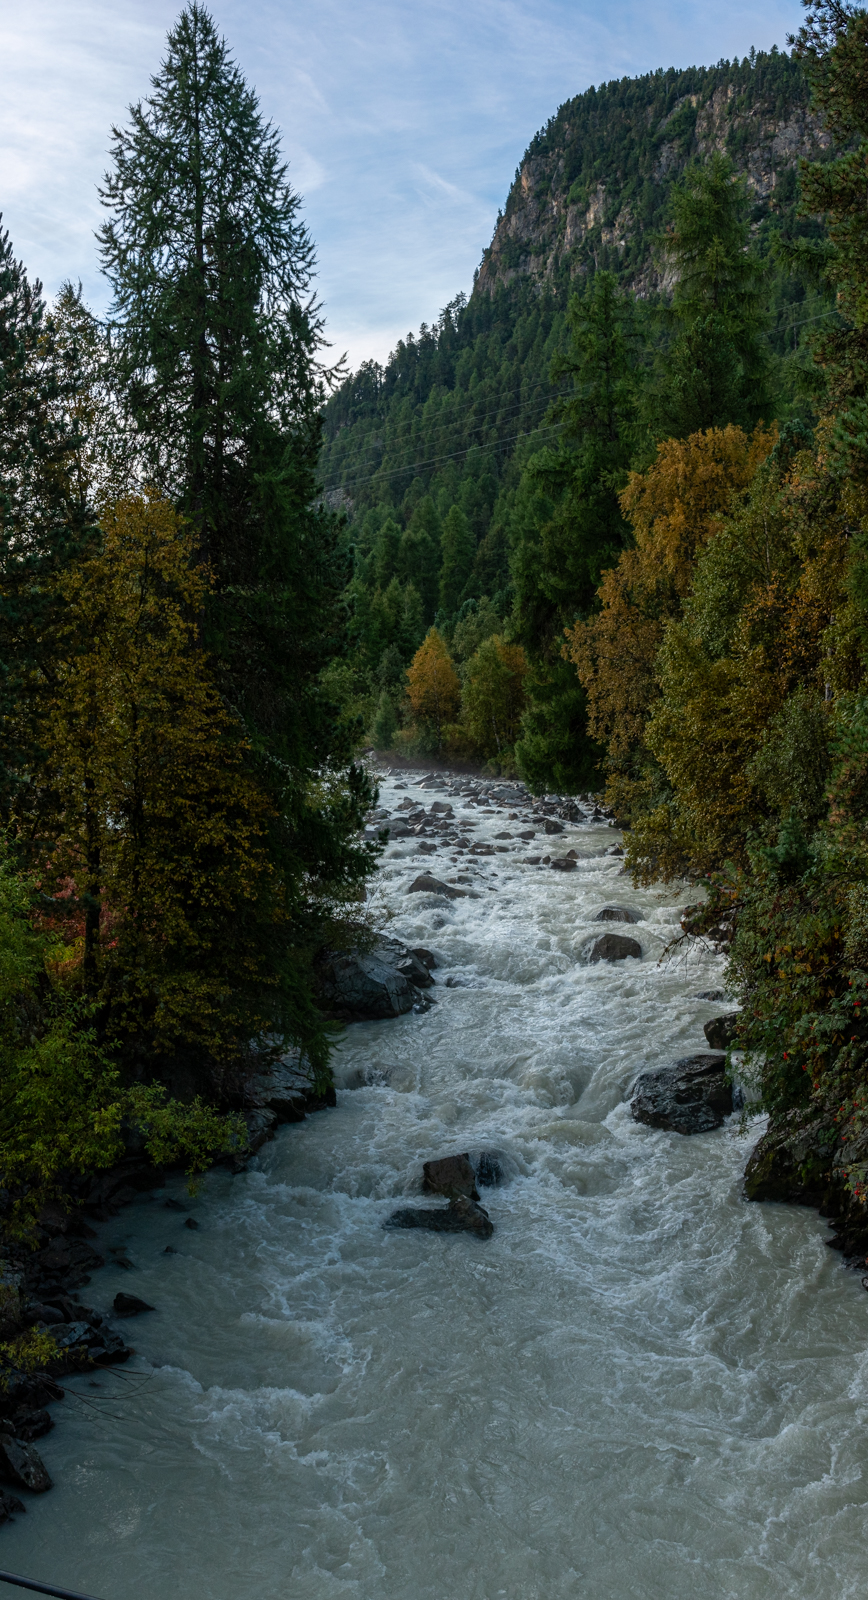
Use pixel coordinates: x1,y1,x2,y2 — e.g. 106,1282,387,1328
3,0,868,1279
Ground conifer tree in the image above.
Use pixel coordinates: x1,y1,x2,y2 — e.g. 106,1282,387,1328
655,154,772,437
97,4,372,1073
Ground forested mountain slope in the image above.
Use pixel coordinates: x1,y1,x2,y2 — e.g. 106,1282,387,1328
318,49,832,767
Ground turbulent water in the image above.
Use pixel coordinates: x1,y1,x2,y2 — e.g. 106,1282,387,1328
8,772,868,1600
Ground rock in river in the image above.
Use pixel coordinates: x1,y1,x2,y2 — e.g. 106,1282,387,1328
423,1153,479,1200
385,1197,494,1239
703,1013,740,1050
407,874,468,899
589,933,641,963
315,932,435,1022
630,1053,733,1134
592,905,644,924
0,1434,52,1493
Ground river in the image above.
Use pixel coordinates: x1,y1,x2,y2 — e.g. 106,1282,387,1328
6,769,868,1600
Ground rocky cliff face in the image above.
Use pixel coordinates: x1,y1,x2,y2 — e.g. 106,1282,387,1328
475,56,830,301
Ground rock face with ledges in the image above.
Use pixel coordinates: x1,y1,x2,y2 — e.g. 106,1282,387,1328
630,1053,732,1134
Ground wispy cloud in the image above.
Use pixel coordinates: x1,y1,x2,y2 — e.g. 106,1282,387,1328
1,0,807,371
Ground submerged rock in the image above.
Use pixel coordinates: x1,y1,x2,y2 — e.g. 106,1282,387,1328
0,1487,25,1522
630,1053,732,1134
422,1153,479,1200
550,857,577,872
589,933,642,963
471,1149,511,1187
385,1197,494,1239
592,905,644,924
113,1293,154,1318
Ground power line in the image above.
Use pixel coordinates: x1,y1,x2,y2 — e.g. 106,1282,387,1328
321,375,573,475
322,420,565,494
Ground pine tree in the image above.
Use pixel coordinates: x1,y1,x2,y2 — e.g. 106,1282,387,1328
655,154,773,437
96,4,373,1075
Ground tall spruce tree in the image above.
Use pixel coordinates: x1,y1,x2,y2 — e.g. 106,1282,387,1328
97,4,373,1074
655,154,773,437
512,273,638,792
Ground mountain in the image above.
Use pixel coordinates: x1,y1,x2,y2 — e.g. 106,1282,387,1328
475,49,827,300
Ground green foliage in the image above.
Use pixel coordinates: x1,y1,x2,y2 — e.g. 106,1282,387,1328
0,843,237,1236
654,154,773,437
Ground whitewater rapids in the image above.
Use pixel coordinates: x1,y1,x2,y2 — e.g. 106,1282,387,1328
8,771,868,1600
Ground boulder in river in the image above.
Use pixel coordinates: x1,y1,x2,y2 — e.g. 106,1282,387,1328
423,1153,479,1200
385,1197,494,1239
592,905,644,924
543,818,564,835
630,1053,733,1134
589,933,641,963
550,857,577,871
315,932,434,1021
407,874,468,899
703,1013,740,1050
113,1293,154,1317
0,1434,52,1493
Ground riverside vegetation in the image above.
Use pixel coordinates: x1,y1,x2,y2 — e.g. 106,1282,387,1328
2,0,868,1472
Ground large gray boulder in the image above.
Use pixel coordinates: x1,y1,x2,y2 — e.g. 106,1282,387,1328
315,933,433,1022
630,1053,733,1134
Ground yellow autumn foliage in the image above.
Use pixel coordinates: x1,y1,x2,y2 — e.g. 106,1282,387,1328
36,491,278,1063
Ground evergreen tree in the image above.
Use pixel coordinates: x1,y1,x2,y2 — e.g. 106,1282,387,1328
97,4,373,1074
655,154,773,437
512,273,638,791
439,504,476,615
0,223,94,821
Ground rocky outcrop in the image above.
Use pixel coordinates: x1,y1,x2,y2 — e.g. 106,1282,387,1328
631,1053,733,1134
475,59,829,302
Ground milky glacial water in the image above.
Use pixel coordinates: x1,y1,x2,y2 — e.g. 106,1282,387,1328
7,772,868,1600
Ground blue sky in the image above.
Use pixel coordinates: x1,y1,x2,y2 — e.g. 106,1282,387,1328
2,0,807,371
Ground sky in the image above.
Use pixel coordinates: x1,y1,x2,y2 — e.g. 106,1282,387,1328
1,0,808,373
